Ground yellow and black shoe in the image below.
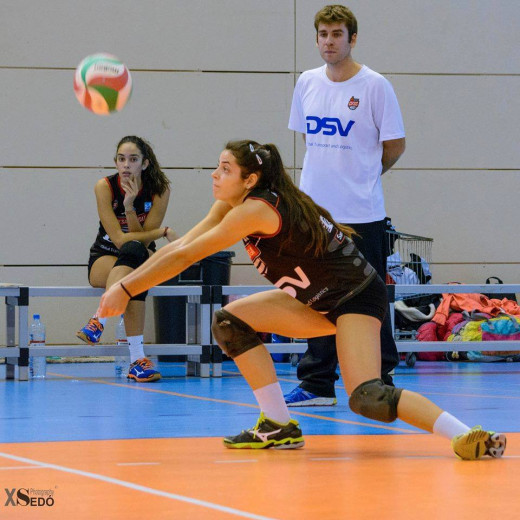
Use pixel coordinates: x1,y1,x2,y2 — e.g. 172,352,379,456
223,412,305,450
452,426,506,460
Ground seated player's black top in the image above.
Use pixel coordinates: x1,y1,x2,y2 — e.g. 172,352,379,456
89,173,156,258
243,187,376,313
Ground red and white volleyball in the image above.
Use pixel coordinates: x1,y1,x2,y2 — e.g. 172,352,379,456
73,53,132,115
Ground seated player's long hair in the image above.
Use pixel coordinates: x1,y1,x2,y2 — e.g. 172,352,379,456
225,140,356,256
116,136,170,196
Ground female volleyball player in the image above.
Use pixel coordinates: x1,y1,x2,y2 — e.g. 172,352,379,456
96,140,506,459
77,135,177,382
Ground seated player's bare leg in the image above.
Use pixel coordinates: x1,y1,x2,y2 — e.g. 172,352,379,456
101,247,153,336
123,301,145,336
88,256,118,288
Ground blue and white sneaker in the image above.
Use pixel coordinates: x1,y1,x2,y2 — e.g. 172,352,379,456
127,358,161,382
76,318,104,345
284,386,337,407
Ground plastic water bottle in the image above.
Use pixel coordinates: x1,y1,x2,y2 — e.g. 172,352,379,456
114,315,130,378
29,314,47,379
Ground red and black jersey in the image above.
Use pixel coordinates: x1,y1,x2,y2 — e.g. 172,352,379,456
89,173,156,257
243,188,376,313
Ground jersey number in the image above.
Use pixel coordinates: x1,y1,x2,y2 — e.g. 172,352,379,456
274,267,310,298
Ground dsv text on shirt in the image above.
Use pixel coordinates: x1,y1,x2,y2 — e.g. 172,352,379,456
306,117,355,136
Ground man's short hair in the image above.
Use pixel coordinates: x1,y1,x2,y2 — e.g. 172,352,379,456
314,4,358,42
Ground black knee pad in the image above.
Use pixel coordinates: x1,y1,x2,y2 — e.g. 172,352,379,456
114,241,149,301
348,378,403,423
211,309,262,358
115,241,149,269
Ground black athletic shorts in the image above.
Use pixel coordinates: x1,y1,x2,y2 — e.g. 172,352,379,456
87,246,155,281
325,274,388,325
87,253,117,281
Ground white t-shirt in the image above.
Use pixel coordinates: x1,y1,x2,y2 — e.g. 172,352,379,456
288,64,405,223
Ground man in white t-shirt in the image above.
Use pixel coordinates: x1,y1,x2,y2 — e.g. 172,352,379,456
285,4,406,406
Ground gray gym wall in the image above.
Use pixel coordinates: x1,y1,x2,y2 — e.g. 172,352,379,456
1,1,519,344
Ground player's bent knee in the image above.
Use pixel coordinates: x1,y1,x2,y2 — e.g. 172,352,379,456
114,241,149,301
114,241,149,269
211,309,262,359
348,378,403,423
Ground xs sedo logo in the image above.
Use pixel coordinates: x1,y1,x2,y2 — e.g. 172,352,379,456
4,488,55,507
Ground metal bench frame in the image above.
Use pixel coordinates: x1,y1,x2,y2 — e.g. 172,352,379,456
1,285,212,380
3,283,519,380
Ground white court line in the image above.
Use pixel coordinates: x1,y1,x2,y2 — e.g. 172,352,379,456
0,451,279,520
116,462,160,466
214,460,258,464
0,466,42,470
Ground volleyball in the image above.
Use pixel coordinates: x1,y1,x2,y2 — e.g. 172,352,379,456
73,53,132,115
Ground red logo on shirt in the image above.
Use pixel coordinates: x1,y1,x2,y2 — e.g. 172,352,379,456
348,96,359,110
245,242,260,261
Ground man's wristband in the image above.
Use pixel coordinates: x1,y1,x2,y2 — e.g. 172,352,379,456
163,226,169,238
120,282,133,298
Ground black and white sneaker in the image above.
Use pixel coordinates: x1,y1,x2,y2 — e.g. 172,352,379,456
223,412,305,449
